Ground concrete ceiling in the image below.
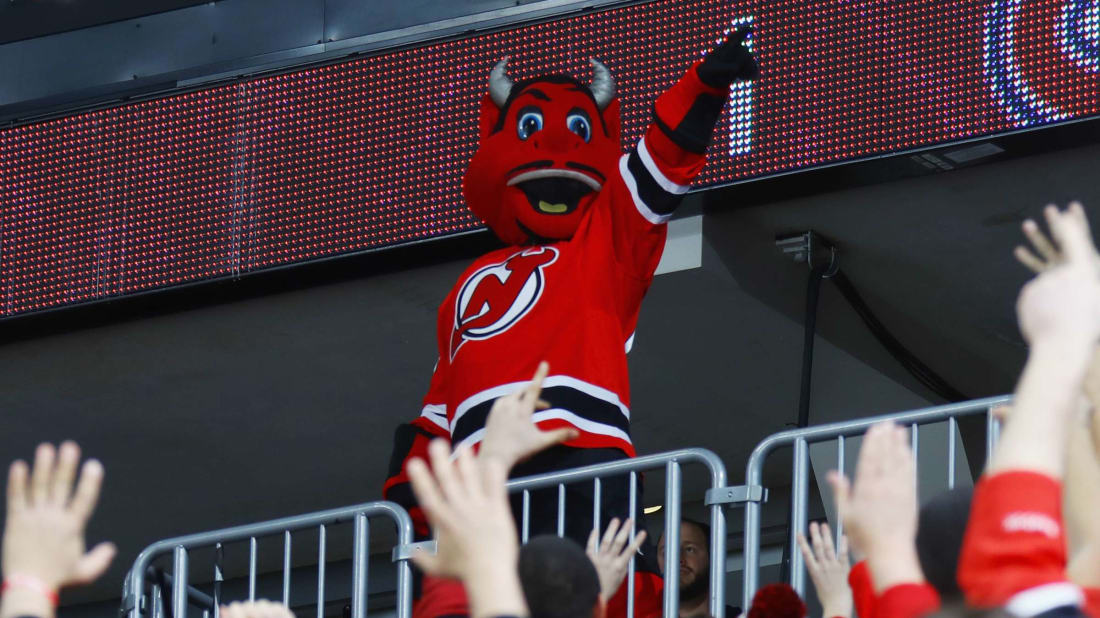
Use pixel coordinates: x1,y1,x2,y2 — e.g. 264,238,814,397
0,140,1096,615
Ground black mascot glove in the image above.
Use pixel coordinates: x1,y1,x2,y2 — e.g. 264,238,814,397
696,26,759,89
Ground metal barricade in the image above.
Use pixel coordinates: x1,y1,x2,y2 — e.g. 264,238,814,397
739,395,1011,610
121,501,414,618
505,447,734,618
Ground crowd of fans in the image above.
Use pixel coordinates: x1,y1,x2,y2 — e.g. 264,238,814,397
2,202,1100,618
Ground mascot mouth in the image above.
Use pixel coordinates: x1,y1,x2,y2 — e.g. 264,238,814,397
507,169,601,216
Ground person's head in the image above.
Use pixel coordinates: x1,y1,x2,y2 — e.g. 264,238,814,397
657,519,711,601
747,583,806,618
916,487,973,601
519,535,604,618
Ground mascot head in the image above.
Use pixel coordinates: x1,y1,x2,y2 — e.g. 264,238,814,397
464,57,622,245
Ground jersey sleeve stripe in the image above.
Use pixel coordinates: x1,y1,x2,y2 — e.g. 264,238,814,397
637,137,691,195
452,408,633,454
619,154,675,225
419,404,449,431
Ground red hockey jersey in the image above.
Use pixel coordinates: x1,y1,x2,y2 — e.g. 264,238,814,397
408,65,726,457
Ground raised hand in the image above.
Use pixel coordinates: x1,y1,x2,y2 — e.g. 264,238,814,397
1016,203,1100,347
479,362,579,471
1,442,116,618
585,517,648,602
406,440,528,618
797,522,853,618
697,26,759,88
828,423,923,593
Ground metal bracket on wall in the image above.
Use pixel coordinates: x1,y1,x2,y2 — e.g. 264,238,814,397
704,485,767,507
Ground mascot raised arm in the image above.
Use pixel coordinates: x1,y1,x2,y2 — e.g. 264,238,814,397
384,27,758,618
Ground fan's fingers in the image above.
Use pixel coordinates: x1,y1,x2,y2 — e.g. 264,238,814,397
70,541,117,585
1014,245,1048,274
535,399,551,410
410,549,442,576
51,441,81,507
7,459,28,513
426,440,465,506
522,362,550,403
601,517,621,550
587,527,600,554
1022,218,1060,263
837,534,851,567
610,518,632,554
810,522,829,561
69,459,105,523
796,533,819,570
29,443,55,507
537,428,578,450
819,522,838,562
626,529,648,556
407,457,448,526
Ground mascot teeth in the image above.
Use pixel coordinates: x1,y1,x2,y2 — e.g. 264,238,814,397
537,201,569,213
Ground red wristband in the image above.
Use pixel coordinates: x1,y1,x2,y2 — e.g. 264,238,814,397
2,574,59,607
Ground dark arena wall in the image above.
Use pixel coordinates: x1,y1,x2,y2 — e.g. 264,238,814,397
0,0,1096,317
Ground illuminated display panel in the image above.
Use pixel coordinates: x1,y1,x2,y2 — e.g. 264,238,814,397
0,0,1096,317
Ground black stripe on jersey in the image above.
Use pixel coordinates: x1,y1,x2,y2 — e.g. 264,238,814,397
451,385,631,445
626,148,682,216
651,91,726,154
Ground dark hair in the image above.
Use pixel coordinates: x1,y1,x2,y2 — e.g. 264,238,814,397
916,487,973,601
681,518,711,549
519,535,601,618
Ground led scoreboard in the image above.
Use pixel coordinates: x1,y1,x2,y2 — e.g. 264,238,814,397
0,0,1096,317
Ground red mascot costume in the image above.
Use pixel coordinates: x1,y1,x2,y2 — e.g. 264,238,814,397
384,27,758,618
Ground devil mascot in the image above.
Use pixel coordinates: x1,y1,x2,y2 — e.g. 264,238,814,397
383,27,758,618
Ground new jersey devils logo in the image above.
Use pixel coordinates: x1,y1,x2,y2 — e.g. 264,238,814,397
450,246,559,360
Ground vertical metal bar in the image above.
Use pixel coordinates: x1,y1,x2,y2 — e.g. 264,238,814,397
557,484,566,538
709,475,727,618
593,477,602,539
836,436,845,543
172,546,189,618
283,530,292,606
318,524,327,618
947,417,957,489
911,423,920,488
790,439,809,596
213,543,224,618
249,537,257,601
152,583,162,618
663,461,682,618
351,513,369,618
986,406,996,467
743,487,761,609
627,471,637,618
522,490,531,543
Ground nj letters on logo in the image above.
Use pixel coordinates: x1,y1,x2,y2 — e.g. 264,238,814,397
449,246,559,360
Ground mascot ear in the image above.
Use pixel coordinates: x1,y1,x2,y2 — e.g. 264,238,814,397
600,98,622,143
478,94,502,141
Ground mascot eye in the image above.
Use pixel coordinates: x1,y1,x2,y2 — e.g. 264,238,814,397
516,110,544,140
567,114,591,142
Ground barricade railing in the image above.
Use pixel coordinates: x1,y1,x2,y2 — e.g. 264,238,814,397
505,447,733,618
121,500,414,618
739,394,1012,610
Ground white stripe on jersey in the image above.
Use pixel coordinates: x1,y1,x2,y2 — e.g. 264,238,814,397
637,137,690,195
452,408,633,454
619,154,674,225
1006,582,1084,616
419,403,449,432
450,374,632,432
